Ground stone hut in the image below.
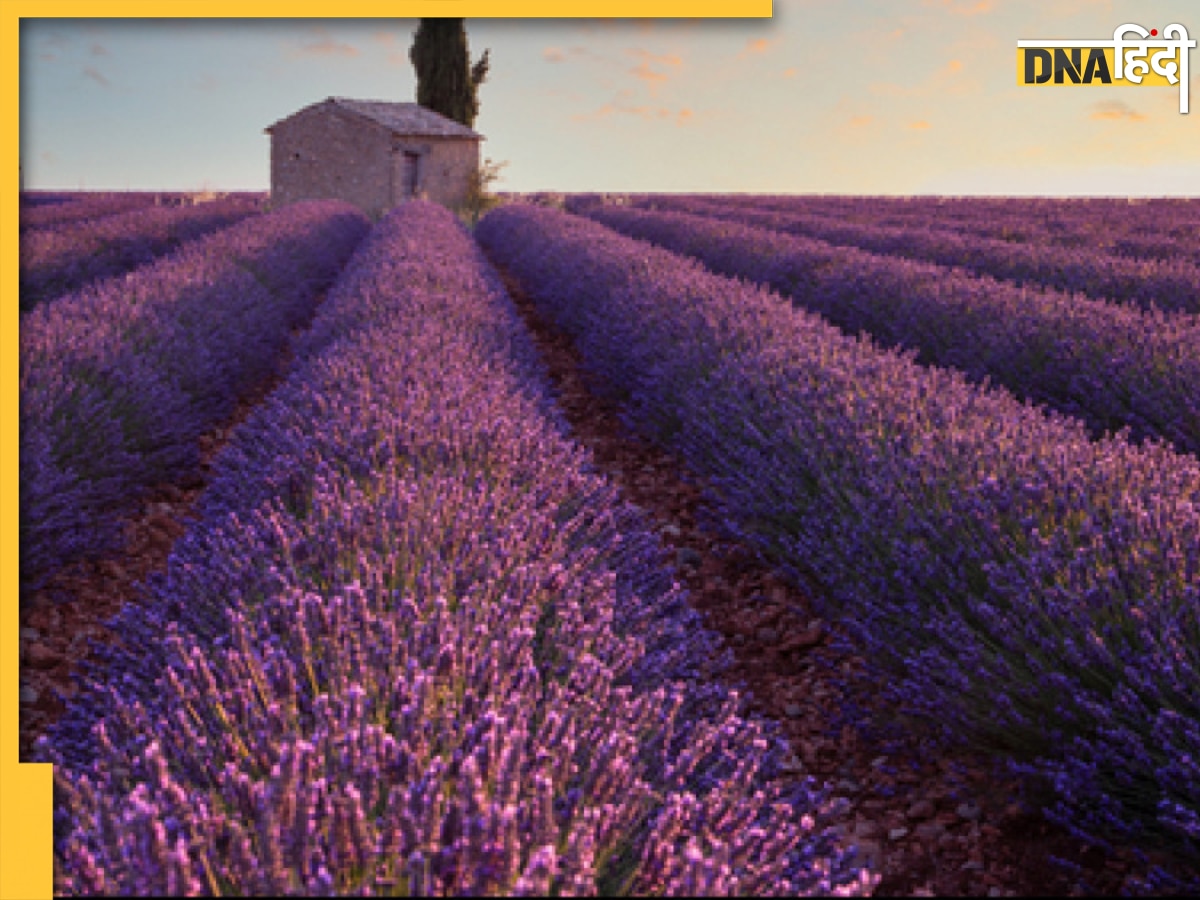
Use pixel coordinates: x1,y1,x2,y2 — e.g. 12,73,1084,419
265,97,483,217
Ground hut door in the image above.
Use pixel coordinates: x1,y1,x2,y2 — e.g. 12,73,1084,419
401,152,420,198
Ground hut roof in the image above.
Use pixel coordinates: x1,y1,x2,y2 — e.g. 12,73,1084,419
266,97,483,140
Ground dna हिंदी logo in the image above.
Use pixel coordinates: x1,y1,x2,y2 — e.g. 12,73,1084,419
1017,24,1195,113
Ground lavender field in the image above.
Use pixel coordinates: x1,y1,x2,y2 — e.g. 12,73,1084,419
19,192,1200,895
19,194,269,312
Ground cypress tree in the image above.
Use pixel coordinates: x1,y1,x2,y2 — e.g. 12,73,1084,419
409,19,490,129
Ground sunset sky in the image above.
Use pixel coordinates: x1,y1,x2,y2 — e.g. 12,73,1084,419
18,0,1200,195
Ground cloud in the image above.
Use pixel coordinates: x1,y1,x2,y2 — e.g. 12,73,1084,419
627,48,682,67
544,45,685,91
572,97,699,126
289,28,359,58
626,48,683,90
821,99,883,144
575,102,670,121
907,120,932,130
738,37,778,58
1090,100,1148,122
631,61,670,85
296,37,359,57
83,66,110,87
543,45,596,65
370,31,409,65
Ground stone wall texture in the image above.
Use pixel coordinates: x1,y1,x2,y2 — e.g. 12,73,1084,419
391,138,480,210
269,106,481,218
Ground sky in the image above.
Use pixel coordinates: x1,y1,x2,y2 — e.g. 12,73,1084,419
17,0,1200,195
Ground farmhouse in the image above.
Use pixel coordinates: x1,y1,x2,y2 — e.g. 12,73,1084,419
265,97,483,218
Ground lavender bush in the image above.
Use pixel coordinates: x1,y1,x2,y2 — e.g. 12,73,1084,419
579,204,1200,459
21,191,80,208
476,203,1200,878
647,194,1200,268
619,194,1200,314
19,197,264,311
20,192,170,232
20,199,370,593
40,201,872,897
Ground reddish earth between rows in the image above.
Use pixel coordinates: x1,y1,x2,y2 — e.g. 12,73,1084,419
18,264,1186,896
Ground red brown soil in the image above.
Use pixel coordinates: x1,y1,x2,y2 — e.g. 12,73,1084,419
490,262,1192,897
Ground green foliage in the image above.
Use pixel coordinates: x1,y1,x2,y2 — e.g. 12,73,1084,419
456,157,508,227
409,18,490,130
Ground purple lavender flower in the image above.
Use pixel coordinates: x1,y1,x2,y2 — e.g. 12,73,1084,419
20,200,370,592
43,201,870,897
19,197,266,311
476,201,1200,878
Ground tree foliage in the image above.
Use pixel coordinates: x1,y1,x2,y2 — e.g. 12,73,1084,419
409,18,490,130
457,157,508,226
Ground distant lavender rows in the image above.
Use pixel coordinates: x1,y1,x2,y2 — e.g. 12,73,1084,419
476,203,1200,880
41,202,871,897
20,199,370,593
721,195,1200,267
610,194,1200,315
828,197,1200,267
19,197,266,312
18,191,269,228
19,191,178,231
577,204,1200,460
20,190,83,208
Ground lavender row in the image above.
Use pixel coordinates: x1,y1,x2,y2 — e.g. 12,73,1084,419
20,190,81,208
579,204,1200,459
19,191,269,229
19,191,170,231
1105,231,1200,268
776,194,1200,296
20,199,370,592
19,197,265,311
476,203,1200,877
41,201,870,897
776,197,1200,269
613,194,1200,314
702,194,1200,260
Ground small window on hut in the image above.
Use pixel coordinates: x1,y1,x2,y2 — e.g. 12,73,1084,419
401,152,420,198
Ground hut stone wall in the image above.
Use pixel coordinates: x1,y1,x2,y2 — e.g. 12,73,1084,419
268,102,482,218
389,137,480,209
269,106,393,218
